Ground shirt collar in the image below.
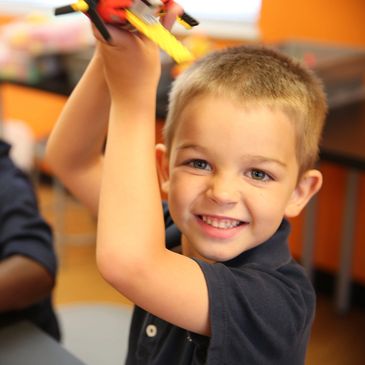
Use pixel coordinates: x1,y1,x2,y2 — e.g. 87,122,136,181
0,140,11,157
224,219,292,269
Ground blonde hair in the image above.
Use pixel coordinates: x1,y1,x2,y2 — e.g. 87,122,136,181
163,45,327,175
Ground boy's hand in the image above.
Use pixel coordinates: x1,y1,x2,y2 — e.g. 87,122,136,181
93,3,183,106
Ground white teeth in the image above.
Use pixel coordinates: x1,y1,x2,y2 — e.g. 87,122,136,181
201,216,241,229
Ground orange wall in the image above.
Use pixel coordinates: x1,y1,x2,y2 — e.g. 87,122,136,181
260,0,365,47
0,15,13,25
1,83,67,140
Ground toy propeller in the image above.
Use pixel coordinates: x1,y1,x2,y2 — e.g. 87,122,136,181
55,0,199,63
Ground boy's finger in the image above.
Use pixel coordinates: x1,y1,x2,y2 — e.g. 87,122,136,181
92,23,134,48
91,24,105,43
161,3,184,31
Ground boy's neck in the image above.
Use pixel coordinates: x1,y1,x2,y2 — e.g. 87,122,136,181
181,235,215,264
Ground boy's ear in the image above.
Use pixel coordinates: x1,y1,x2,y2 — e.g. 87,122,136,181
284,169,323,218
155,143,170,194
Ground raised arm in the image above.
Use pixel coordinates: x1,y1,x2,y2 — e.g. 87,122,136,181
45,46,110,215
95,8,210,336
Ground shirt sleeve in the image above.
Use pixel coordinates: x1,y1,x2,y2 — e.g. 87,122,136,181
194,260,315,364
0,168,57,277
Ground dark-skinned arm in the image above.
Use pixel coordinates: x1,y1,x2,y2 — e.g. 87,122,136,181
0,255,54,311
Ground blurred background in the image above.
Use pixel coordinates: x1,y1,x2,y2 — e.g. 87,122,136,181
0,1,364,364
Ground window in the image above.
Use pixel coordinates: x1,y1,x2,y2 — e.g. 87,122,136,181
173,0,262,40
0,0,262,40
0,1,67,14
179,1,262,23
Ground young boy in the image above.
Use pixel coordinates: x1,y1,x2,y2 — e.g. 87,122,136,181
46,10,327,364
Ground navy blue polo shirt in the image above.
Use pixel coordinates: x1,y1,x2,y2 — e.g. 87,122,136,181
0,140,60,340
125,202,315,364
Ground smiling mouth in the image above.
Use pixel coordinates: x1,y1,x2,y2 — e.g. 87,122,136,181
199,215,244,229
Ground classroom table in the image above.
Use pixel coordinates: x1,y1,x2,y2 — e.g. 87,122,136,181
321,100,365,313
0,321,86,365
300,99,365,313
275,41,365,313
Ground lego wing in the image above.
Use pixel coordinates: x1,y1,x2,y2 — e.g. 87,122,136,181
125,9,194,64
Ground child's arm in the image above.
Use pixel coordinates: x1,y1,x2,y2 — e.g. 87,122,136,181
95,12,210,336
45,46,110,215
0,256,53,311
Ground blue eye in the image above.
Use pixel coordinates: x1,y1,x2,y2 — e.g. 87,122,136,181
188,159,211,171
249,169,271,181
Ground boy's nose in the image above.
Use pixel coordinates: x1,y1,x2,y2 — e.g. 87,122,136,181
206,174,240,205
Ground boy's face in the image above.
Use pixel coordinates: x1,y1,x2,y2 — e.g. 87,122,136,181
158,95,320,262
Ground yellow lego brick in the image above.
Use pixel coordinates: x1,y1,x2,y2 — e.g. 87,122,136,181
71,0,89,12
177,17,192,30
125,10,194,64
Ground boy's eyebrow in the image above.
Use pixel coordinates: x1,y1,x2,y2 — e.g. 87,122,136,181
176,143,205,151
243,155,288,168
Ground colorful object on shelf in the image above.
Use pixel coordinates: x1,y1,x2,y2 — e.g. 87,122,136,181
55,0,199,63
0,12,93,55
0,12,93,83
